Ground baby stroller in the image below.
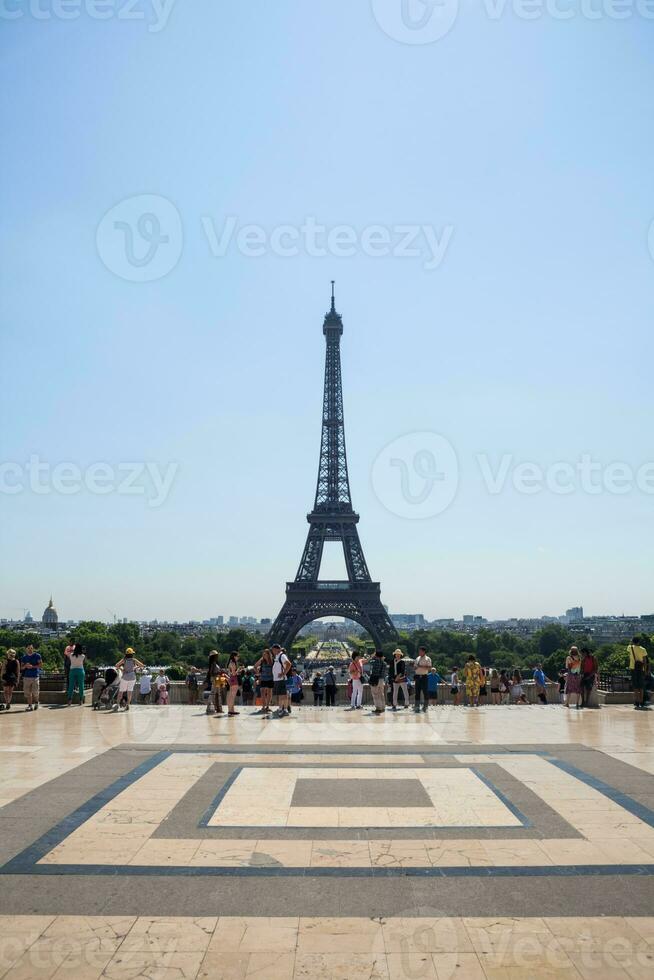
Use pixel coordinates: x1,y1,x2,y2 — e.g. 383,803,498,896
92,671,121,711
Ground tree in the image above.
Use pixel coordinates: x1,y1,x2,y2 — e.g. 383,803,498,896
535,625,571,660
108,622,140,651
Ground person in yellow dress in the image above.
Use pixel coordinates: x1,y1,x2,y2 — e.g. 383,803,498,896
463,654,482,707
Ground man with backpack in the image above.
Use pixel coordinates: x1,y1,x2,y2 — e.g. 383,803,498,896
271,644,291,718
324,666,337,706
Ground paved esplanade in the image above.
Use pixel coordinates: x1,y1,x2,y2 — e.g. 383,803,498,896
0,705,652,978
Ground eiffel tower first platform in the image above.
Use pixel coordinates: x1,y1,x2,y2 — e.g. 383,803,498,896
268,286,399,651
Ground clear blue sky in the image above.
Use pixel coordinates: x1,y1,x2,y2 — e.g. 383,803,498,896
1,2,653,623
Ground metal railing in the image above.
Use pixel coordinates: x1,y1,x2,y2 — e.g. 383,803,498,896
597,671,632,693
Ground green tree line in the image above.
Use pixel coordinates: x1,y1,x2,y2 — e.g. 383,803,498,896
0,621,650,681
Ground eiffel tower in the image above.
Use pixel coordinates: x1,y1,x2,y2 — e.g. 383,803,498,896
268,285,398,651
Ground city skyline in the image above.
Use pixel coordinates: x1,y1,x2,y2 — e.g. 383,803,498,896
2,594,651,627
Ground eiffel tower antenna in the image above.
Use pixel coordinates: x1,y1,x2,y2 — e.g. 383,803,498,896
268,287,398,651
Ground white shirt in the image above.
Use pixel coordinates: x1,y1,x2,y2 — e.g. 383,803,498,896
155,674,169,688
140,674,152,694
70,652,85,669
272,653,289,681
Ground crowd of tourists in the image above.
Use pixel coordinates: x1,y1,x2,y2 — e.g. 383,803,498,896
0,638,651,714
193,640,652,718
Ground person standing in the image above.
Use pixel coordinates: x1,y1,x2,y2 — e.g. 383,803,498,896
254,648,274,715
153,668,170,706
478,665,488,705
390,649,409,710
66,643,86,706
324,666,337,706
21,645,42,711
532,664,548,704
241,668,254,706
628,637,649,710
414,647,432,712
139,669,152,704
288,667,303,708
499,669,512,704
271,644,291,718
63,642,74,690
427,667,442,706
312,671,325,707
489,668,501,705
511,669,529,704
450,667,461,706
369,650,387,715
186,668,199,706
206,651,224,715
463,655,482,708
579,647,598,709
564,647,582,709
1,649,20,710
225,653,240,716
348,651,366,710
116,648,145,710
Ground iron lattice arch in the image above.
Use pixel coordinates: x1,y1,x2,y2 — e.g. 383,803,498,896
268,286,398,652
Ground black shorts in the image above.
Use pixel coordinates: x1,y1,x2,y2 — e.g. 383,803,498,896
273,680,287,696
632,666,645,691
479,686,487,697
450,687,459,695
260,681,274,690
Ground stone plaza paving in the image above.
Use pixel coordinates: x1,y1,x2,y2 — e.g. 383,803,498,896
0,703,653,978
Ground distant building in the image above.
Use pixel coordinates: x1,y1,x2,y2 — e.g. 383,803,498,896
42,596,59,628
566,606,584,622
391,614,426,629
228,616,238,625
